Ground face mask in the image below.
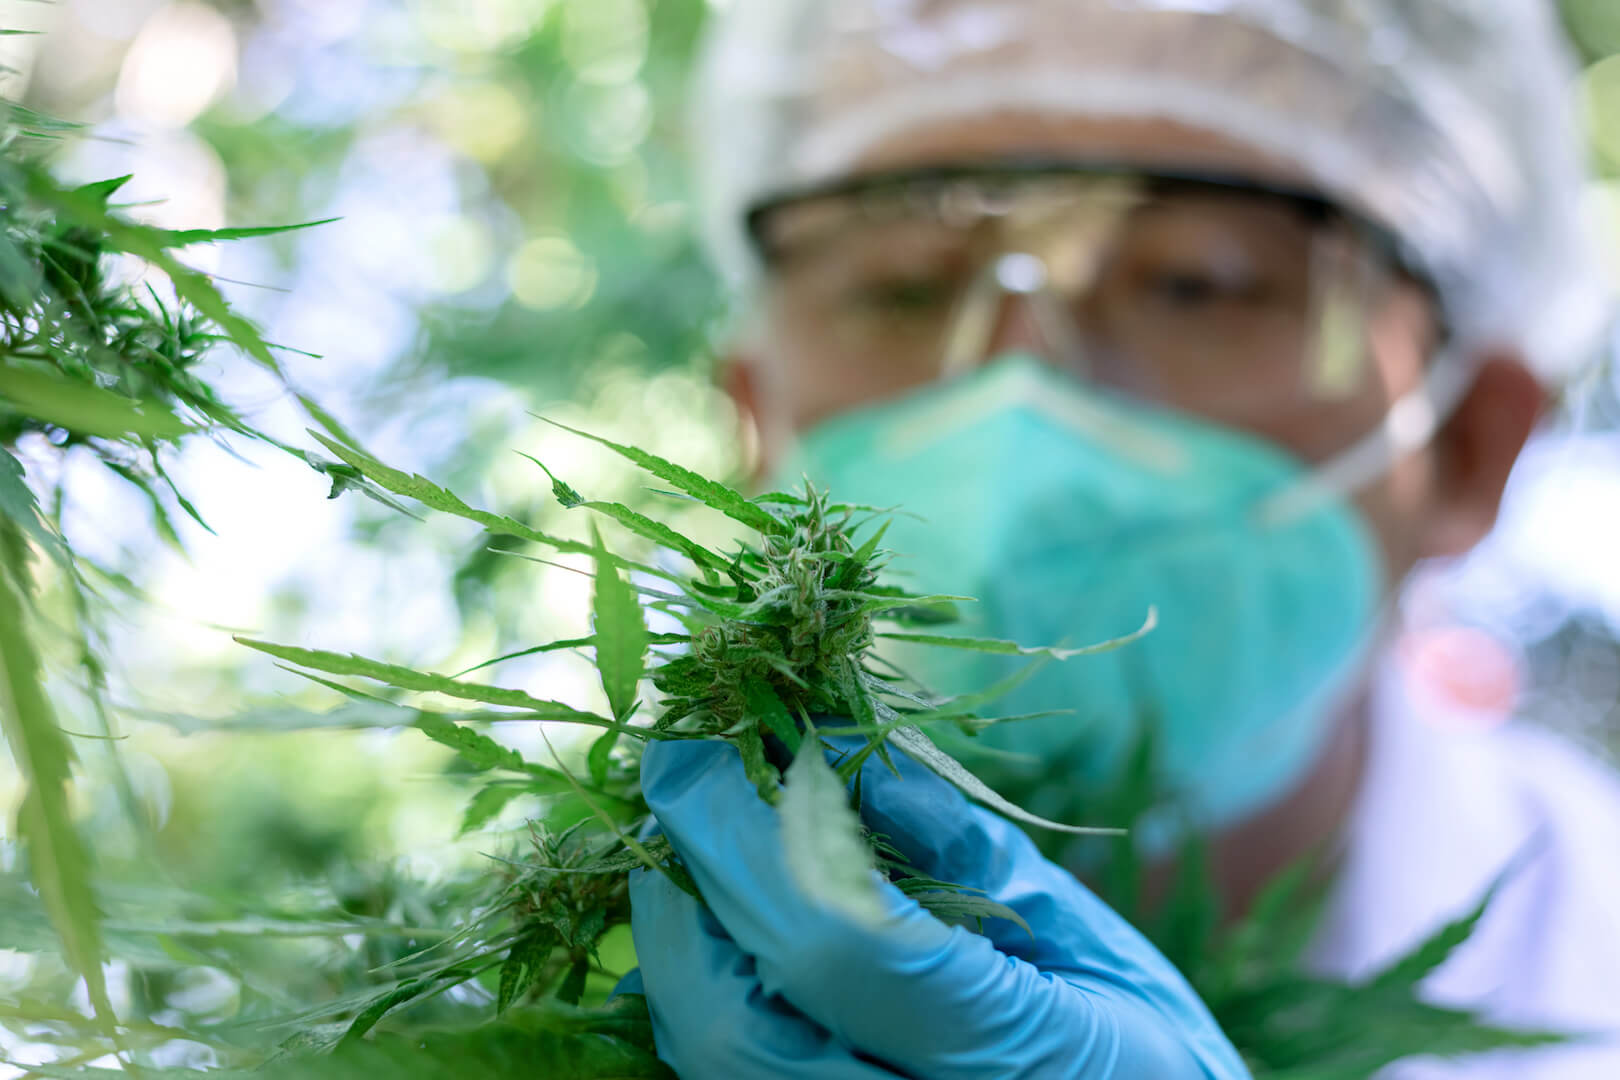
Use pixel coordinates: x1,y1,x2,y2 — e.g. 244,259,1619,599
771,355,1383,831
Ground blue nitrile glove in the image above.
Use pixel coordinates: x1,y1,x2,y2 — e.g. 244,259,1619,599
622,737,1250,1079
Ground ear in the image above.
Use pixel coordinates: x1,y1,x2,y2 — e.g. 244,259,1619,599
1422,352,1544,557
722,351,771,484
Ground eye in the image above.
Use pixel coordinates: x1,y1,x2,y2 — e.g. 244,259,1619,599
1141,267,1267,309
845,276,956,316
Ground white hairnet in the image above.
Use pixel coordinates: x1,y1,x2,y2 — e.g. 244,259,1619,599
691,0,1613,381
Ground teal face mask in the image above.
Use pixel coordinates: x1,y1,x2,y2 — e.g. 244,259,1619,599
772,355,1383,830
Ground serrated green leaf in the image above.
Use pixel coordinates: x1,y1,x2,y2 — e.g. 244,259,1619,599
649,654,710,698
454,631,689,679
31,175,291,379
735,724,779,804
497,930,555,1014
582,500,728,573
751,490,805,507
0,448,69,569
592,524,648,723
0,528,115,1036
338,966,479,1045
233,636,639,737
153,217,339,248
72,174,130,204
0,364,190,439
415,716,573,789
743,675,800,752
459,783,530,835
555,954,590,1005
269,1013,676,1078
779,740,886,926
878,607,1156,659
888,726,1123,836
1367,865,1516,996
587,729,617,789
908,889,1033,936
309,433,677,582
517,451,586,507
542,417,785,535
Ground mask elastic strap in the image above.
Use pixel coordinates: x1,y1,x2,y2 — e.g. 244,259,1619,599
1254,349,1479,527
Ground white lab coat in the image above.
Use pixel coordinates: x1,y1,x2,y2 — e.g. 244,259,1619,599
1306,659,1620,1077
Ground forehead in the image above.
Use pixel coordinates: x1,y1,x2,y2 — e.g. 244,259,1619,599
849,110,1316,189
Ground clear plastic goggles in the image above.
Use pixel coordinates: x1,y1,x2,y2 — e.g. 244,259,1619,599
750,165,1457,470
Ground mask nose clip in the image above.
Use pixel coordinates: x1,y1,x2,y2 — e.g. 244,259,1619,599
939,250,1094,380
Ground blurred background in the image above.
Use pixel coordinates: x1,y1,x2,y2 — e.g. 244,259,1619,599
1,0,1619,1070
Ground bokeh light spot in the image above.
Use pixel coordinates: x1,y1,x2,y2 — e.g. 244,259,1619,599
413,0,554,54
1582,53,1620,169
115,2,238,130
427,81,529,163
562,0,649,85
564,79,651,165
425,215,495,294
508,234,597,309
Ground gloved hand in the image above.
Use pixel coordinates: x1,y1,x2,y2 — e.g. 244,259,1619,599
621,737,1250,1079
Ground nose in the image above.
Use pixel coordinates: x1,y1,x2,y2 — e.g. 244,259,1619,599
939,253,1093,378
986,293,1053,360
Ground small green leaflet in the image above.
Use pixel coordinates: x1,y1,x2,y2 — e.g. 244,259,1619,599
459,784,530,835
416,715,556,780
888,726,1124,837
905,890,1032,937
308,432,673,583
1367,858,1523,995
879,607,1157,659
743,676,801,752
591,523,648,724
153,216,339,249
0,447,69,569
518,453,585,507
735,724,780,804
541,417,785,536
779,741,887,927
497,930,555,1013
520,452,727,575
586,730,617,789
555,955,590,1005
581,500,728,575
233,637,638,736
453,631,689,680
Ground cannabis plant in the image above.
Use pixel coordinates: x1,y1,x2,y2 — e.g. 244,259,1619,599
0,96,341,1066
210,422,1145,1069
211,423,1556,1077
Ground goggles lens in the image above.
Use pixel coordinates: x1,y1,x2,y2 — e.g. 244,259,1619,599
752,169,1409,446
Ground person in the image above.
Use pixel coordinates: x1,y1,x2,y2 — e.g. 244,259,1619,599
619,1,1620,1076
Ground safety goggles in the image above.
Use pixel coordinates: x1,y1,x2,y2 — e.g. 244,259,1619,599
747,163,1452,457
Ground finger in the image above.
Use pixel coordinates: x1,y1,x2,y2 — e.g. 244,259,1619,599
641,739,1205,1078
850,739,1248,1078
846,736,1112,963
629,864,897,1079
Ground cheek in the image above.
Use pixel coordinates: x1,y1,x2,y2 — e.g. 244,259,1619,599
1347,285,1444,587
1351,450,1437,589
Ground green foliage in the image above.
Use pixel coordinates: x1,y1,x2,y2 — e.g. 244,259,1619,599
174,418,1138,1070
591,522,649,724
0,520,115,1039
0,97,345,1071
